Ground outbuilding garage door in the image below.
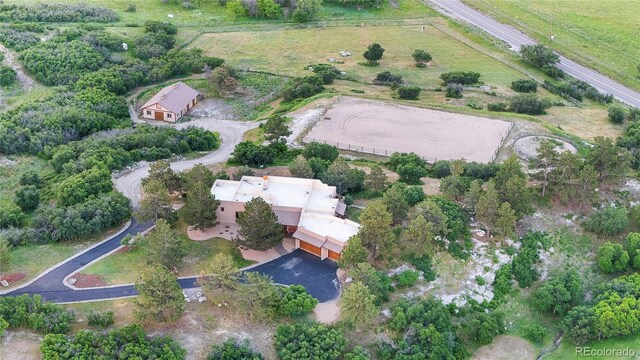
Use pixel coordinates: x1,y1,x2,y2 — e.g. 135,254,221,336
154,111,164,121
299,241,321,256
327,250,340,261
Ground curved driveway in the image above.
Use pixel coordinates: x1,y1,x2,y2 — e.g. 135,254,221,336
429,0,640,108
116,118,259,206
5,116,340,304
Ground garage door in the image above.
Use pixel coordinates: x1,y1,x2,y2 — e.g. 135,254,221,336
299,241,321,256
327,250,340,261
154,111,164,121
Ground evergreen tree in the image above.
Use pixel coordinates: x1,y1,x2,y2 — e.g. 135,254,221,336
382,185,409,223
340,282,378,326
476,181,500,237
496,202,517,239
504,176,533,217
199,253,239,302
465,179,483,210
144,219,186,269
134,265,185,323
400,215,435,258
184,163,216,190
358,200,394,260
530,139,559,197
260,115,292,143
415,199,448,236
236,197,283,250
338,235,368,270
288,155,314,179
180,182,220,230
143,160,182,192
365,165,388,193
586,136,632,189
322,158,365,195
363,43,385,66
136,179,174,222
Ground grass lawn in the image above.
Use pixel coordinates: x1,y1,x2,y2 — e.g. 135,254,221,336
463,0,640,92
0,156,48,206
82,226,252,285
548,335,640,360
4,224,126,289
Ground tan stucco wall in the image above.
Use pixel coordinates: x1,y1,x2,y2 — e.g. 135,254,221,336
216,201,245,223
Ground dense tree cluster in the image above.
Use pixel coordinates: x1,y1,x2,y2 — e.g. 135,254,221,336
510,79,537,93
0,295,75,334
386,152,428,184
563,274,640,344
381,297,467,359
282,74,324,102
0,4,119,23
508,94,551,115
542,78,613,104
41,324,186,359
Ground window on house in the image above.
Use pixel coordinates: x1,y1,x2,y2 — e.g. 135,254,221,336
146,110,151,115
221,207,225,212
167,113,172,118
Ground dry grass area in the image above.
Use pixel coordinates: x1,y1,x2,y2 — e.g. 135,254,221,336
540,104,621,140
472,335,536,360
66,298,277,360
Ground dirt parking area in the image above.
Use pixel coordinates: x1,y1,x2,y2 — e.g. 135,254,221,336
304,97,512,163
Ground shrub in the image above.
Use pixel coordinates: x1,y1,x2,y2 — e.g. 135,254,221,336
0,295,75,334
509,94,551,115
302,142,339,162
597,242,629,274
257,0,282,18
519,44,559,68
487,102,508,112
412,49,432,67
375,71,403,84
282,75,324,102
397,86,421,100
143,20,177,35
445,83,463,98
0,65,17,86
308,64,341,85
208,338,264,360
275,323,346,360
584,207,629,236
608,106,626,124
363,43,385,66
87,311,114,328
440,71,481,85
511,79,537,93
15,185,40,212
0,4,119,23
278,285,318,317
523,324,547,344
126,4,137,12
394,270,420,288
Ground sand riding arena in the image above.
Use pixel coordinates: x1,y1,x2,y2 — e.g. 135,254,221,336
304,97,513,163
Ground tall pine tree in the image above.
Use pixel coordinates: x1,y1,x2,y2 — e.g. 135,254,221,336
236,197,283,250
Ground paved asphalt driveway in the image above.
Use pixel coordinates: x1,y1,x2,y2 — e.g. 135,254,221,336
429,0,640,108
5,241,339,304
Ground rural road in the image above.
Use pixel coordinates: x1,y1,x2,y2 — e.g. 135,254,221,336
429,0,640,108
115,118,259,206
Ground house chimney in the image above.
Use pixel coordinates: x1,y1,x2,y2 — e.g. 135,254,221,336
263,175,269,190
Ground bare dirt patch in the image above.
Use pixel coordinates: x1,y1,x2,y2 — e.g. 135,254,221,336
304,97,512,163
69,273,108,288
0,331,43,360
313,300,340,324
1,272,26,284
472,335,536,360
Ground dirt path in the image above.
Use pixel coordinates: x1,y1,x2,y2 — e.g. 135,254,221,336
0,43,36,91
114,118,259,206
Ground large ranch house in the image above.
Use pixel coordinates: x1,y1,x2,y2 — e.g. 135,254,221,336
211,175,359,260
141,82,200,123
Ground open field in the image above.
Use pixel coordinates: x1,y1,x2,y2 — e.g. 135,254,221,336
191,23,528,90
463,0,640,92
472,335,536,360
305,97,511,162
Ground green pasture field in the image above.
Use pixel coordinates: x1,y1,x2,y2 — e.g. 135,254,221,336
464,0,640,92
